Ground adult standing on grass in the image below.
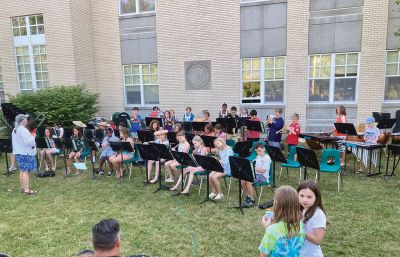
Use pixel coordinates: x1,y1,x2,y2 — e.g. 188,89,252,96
12,114,37,195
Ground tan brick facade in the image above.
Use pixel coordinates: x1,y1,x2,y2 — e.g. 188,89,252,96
156,0,241,119
357,0,390,123
285,0,310,127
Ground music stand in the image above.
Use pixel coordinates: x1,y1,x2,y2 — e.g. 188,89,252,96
266,146,287,187
114,129,120,138
229,156,254,215
149,142,173,193
182,122,193,132
85,139,99,179
334,123,358,136
136,143,158,184
0,138,12,175
167,132,178,147
63,128,73,139
138,130,154,143
185,133,195,147
245,120,264,133
216,118,236,134
237,117,250,128
35,137,51,175
145,117,163,128
200,135,217,152
193,154,224,204
377,118,396,130
296,147,319,180
192,122,208,132
233,141,253,158
171,151,198,196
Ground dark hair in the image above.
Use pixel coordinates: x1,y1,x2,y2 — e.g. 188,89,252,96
204,111,210,117
204,124,214,132
275,108,282,114
254,143,265,150
149,120,160,131
153,106,159,111
250,110,257,116
186,106,192,111
222,103,227,108
336,105,347,116
77,249,95,257
297,180,327,223
106,128,113,134
292,113,299,120
119,121,127,128
132,107,139,111
73,126,82,138
176,131,185,138
92,219,120,251
230,106,237,112
45,126,54,138
54,120,62,126
215,124,222,130
120,127,130,138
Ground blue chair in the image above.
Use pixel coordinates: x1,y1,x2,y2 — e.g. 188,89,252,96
226,139,236,148
318,148,342,192
253,162,274,206
123,143,143,180
279,146,302,184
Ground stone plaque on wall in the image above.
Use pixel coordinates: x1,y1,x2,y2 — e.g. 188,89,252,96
184,60,211,90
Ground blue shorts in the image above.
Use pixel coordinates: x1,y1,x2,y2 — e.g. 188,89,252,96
255,174,268,183
15,154,37,172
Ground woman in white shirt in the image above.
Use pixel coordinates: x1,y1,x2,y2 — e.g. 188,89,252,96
12,114,37,195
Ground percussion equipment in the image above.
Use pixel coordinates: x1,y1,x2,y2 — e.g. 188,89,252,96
346,141,385,176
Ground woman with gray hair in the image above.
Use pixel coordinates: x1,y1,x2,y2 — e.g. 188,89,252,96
12,114,37,195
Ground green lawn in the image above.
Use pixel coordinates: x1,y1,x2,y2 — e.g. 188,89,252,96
0,158,399,257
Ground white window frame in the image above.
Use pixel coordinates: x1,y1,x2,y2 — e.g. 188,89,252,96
307,52,360,104
123,63,159,107
11,15,47,92
119,0,156,16
240,56,286,105
384,50,400,103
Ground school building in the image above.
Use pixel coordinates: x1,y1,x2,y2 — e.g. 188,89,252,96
0,0,399,131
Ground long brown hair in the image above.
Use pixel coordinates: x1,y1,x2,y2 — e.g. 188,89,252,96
273,186,302,238
45,126,54,138
119,127,130,139
297,180,327,223
149,120,160,131
336,105,347,116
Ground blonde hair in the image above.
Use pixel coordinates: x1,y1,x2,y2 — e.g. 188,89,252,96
192,135,205,147
273,186,302,238
213,137,226,148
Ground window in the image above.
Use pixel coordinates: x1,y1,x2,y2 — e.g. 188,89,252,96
124,63,159,106
308,53,359,103
11,14,48,91
0,59,5,104
385,50,400,101
120,0,156,15
241,57,286,104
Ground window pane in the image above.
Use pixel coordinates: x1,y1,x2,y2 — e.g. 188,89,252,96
386,64,398,76
252,59,261,70
20,27,27,36
125,76,133,84
334,78,356,101
275,57,285,69
12,18,18,27
387,51,399,63
38,25,45,34
252,70,261,80
265,81,284,102
242,59,251,70
13,28,20,36
126,86,141,105
385,77,400,100
139,0,156,12
320,67,331,78
133,75,140,84
124,66,132,75
142,65,150,74
275,69,284,79
151,75,158,84
31,26,37,35
265,58,274,69
242,81,260,98
120,0,136,14
336,54,346,65
143,75,151,84
37,15,44,25
242,71,251,80
133,65,140,74
144,85,159,104
309,67,320,78
309,79,329,101
310,55,321,67
150,64,158,74
19,17,26,26
321,55,331,67
335,66,345,77
346,65,358,77
29,16,36,25
347,53,358,65
265,69,274,80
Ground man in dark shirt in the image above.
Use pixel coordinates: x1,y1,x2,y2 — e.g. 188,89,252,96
267,108,284,148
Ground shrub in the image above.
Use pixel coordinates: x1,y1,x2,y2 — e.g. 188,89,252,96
8,85,99,127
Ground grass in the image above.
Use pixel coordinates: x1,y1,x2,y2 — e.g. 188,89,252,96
0,155,400,257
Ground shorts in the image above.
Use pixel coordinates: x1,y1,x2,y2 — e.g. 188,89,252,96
15,154,37,172
268,141,280,148
336,137,347,152
255,174,268,183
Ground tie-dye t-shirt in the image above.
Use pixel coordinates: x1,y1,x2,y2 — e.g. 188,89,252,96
259,221,305,257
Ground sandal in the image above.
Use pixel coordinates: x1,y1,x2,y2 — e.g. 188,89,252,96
23,190,37,195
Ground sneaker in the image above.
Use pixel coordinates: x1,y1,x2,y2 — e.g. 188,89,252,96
209,192,216,199
98,170,104,176
215,193,224,200
108,170,114,176
8,166,17,172
165,178,174,183
243,198,255,208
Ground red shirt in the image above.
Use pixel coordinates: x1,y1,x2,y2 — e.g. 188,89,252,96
149,111,158,118
286,122,301,145
247,117,261,139
334,115,347,137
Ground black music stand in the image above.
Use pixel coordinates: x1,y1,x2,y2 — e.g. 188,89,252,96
237,117,250,128
334,123,358,136
149,142,173,193
114,129,120,138
167,132,178,147
36,137,51,175
63,128,73,139
201,135,217,152
216,118,236,134
85,139,99,179
233,141,253,158
171,151,197,196
245,120,264,133
192,122,208,132
0,138,12,175
185,133,195,147
182,122,193,133
138,130,154,143
266,146,287,187
296,147,319,180
377,118,396,130
193,154,224,204
229,156,254,215
145,117,163,128
136,144,158,184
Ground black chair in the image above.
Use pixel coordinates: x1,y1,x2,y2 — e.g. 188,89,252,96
392,110,400,133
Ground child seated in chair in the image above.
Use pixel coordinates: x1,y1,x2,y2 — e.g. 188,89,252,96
165,132,190,183
148,130,170,183
40,127,61,172
242,143,271,208
97,127,119,176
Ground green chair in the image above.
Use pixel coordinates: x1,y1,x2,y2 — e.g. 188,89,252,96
253,162,274,206
123,143,143,180
279,146,302,184
226,139,236,148
318,148,342,192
